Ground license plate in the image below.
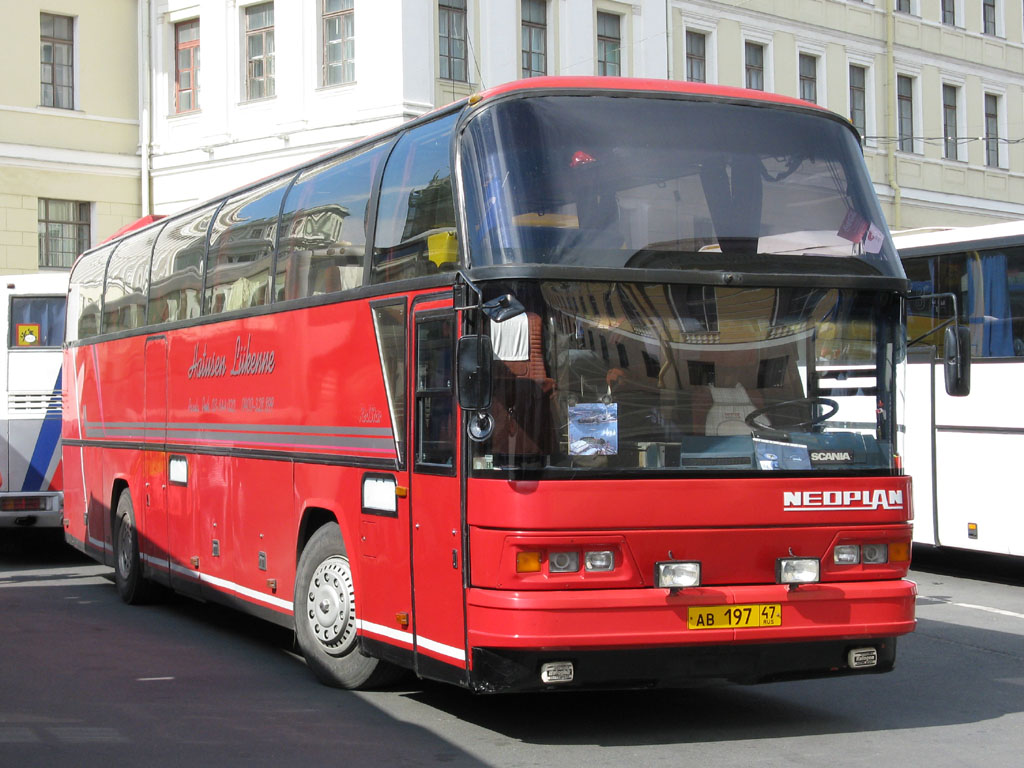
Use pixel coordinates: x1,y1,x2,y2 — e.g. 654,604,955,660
687,603,782,630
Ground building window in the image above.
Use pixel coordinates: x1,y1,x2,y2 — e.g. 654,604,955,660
849,65,866,139
439,0,468,82
323,0,354,85
941,0,956,25
597,12,620,76
897,74,914,153
942,84,959,160
982,0,997,35
985,93,1000,167
174,20,200,113
896,0,911,13
686,31,706,83
745,42,764,91
38,199,89,269
521,0,546,78
245,3,275,100
799,54,817,104
40,13,74,109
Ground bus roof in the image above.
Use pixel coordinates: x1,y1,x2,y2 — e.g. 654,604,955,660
474,76,827,112
892,219,1024,257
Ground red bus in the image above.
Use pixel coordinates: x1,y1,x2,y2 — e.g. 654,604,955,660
64,77,930,692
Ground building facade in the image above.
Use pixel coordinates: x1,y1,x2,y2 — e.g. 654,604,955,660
145,1,1024,231
0,1,142,275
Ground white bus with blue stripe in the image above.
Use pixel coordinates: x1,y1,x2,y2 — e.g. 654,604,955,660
1,272,67,529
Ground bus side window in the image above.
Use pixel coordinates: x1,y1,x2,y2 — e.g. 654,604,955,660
277,141,389,301
68,245,113,340
149,204,218,324
103,225,160,333
205,176,291,315
372,113,459,284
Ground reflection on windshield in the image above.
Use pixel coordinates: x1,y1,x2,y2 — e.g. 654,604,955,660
461,95,901,278
471,281,900,475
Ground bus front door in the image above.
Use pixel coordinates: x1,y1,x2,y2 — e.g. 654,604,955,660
409,303,467,683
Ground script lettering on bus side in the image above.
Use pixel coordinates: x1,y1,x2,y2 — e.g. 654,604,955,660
187,344,227,379
187,336,276,380
230,334,276,377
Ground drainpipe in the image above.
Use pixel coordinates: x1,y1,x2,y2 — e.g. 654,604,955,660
886,0,901,229
139,0,153,216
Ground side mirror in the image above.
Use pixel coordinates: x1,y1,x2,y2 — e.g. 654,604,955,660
943,325,971,397
457,335,493,411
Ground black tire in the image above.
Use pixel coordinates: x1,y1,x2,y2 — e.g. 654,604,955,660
294,522,402,689
113,489,155,605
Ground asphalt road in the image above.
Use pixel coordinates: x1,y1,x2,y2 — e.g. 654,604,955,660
1,531,1022,768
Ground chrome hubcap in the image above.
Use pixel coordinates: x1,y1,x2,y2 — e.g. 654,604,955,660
305,556,356,656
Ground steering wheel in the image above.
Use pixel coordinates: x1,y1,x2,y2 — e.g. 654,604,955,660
744,397,839,432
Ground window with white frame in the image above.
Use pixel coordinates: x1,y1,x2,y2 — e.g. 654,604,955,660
982,0,998,36
849,64,867,139
323,0,354,86
745,42,764,91
522,0,547,78
984,92,1002,167
897,74,915,153
942,83,961,161
38,199,89,269
40,13,74,109
940,0,956,25
799,53,817,104
597,12,621,76
686,30,706,83
439,0,468,81
244,3,275,100
174,20,200,113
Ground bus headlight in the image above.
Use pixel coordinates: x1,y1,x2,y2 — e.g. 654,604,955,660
862,543,888,564
584,550,615,572
549,551,580,573
776,557,820,584
655,561,701,589
834,544,861,565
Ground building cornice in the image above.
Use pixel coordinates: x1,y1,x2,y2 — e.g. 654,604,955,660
0,104,139,126
0,142,140,177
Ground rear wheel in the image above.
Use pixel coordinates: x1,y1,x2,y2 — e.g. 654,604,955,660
113,489,155,604
294,522,402,689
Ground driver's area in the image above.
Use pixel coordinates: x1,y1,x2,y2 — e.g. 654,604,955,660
469,280,898,475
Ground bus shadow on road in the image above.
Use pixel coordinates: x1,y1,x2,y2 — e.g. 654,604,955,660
403,615,1023,747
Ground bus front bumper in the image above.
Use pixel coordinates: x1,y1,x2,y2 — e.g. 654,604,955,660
465,579,915,692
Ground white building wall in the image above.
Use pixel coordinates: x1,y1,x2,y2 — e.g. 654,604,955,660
144,0,1024,230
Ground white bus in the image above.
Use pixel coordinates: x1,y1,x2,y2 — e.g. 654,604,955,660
0,272,67,529
896,221,1024,556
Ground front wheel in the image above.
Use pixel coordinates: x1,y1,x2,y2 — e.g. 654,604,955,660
294,523,402,689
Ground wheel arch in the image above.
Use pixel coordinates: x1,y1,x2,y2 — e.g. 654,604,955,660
296,505,341,567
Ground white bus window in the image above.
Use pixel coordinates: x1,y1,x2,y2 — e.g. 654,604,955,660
9,296,65,348
905,245,1024,358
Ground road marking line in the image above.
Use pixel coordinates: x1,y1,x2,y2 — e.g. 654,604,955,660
137,677,175,682
919,596,1024,620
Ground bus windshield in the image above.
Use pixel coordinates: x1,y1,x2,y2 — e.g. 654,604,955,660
472,281,901,475
461,94,902,278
